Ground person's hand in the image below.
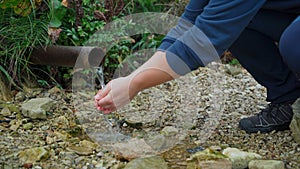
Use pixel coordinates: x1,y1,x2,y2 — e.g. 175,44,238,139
94,76,139,114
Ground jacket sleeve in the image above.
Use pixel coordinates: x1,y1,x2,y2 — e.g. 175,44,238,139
162,0,267,75
158,0,209,51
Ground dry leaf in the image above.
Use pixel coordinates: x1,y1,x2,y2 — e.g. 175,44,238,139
48,27,62,43
61,0,68,7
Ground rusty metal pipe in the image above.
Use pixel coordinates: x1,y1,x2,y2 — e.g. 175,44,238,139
30,46,105,68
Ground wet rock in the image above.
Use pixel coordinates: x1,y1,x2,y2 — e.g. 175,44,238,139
223,148,262,169
186,148,232,169
18,147,49,164
23,122,34,130
67,145,93,156
161,126,178,136
21,98,56,119
112,138,155,161
248,160,284,169
124,155,168,169
290,98,300,144
0,107,11,117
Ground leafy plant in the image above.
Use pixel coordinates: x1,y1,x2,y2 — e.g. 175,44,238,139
0,0,176,93
57,0,107,46
49,0,67,28
124,0,170,13
0,3,51,89
229,58,240,66
0,0,43,16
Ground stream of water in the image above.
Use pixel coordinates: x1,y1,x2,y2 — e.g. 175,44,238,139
95,66,131,143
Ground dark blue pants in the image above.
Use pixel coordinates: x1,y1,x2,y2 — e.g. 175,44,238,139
230,10,300,103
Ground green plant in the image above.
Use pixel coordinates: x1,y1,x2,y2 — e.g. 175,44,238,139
49,0,67,28
0,0,176,92
229,58,240,66
0,2,51,89
37,79,50,87
132,33,164,51
124,0,170,13
57,0,107,46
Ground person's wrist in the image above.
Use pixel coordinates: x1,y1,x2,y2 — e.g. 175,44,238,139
127,75,142,99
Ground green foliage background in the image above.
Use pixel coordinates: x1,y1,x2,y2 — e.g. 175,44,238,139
0,0,182,91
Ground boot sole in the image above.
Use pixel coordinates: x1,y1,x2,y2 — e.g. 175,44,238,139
239,122,291,133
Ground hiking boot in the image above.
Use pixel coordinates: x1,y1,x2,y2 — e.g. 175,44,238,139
239,102,294,133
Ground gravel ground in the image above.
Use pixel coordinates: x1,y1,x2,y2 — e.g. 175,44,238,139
0,63,299,169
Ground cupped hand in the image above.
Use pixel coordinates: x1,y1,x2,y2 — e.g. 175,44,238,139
94,76,139,114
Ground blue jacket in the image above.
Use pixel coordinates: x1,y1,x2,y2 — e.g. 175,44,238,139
158,0,300,75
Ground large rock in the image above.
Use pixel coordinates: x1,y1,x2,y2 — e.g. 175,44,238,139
222,148,262,169
248,160,285,169
291,98,300,144
124,156,168,169
186,148,232,169
112,138,155,161
21,98,56,119
18,147,49,164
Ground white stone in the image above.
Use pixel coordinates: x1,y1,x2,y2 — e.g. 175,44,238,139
223,148,262,169
21,98,56,119
112,138,154,161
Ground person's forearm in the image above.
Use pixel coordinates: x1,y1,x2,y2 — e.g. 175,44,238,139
128,51,179,92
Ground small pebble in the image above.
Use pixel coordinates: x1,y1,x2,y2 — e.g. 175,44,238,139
96,152,104,157
23,163,33,169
